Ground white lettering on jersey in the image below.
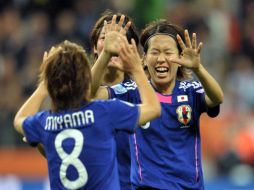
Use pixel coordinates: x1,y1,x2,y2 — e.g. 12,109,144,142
196,89,205,93
45,110,94,131
179,81,202,91
124,81,137,90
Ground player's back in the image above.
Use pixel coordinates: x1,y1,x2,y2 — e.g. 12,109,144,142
23,99,139,190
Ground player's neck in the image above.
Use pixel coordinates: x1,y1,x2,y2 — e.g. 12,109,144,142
102,68,124,86
151,79,176,95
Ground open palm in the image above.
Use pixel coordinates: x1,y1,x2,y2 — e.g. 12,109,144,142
170,30,203,72
104,15,131,56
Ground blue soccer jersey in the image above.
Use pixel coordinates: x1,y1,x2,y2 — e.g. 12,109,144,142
22,99,139,190
109,80,220,190
108,79,140,190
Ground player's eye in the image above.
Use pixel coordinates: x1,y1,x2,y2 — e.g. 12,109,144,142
165,52,173,56
149,51,159,56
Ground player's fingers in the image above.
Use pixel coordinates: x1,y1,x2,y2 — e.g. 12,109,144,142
169,58,187,67
123,37,131,55
119,37,130,59
192,33,197,49
43,51,48,62
184,29,192,48
49,46,55,55
197,42,203,54
111,15,117,30
124,37,133,55
130,38,138,53
177,34,186,50
103,20,108,33
117,15,125,31
120,21,131,35
47,46,62,60
131,38,136,47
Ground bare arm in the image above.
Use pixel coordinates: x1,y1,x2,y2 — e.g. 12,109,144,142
91,50,111,99
13,81,48,135
193,65,223,107
13,48,57,135
119,37,161,125
91,15,131,99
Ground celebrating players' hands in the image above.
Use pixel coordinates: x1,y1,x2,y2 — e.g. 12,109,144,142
38,46,62,96
103,15,131,56
39,46,62,81
118,37,143,75
169,30,203,72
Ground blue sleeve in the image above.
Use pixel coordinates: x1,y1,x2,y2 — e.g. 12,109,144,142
107,86,116,99
193,81,220,117
108,84,141,104
108,84,128,99
108,99,140,133
22,112,45,146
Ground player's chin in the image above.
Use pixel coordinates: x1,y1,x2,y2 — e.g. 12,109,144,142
153,75,172,85
107,62,117,68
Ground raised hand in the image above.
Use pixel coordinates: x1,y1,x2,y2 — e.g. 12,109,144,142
103,15,131,56
118,36,143,74
38,45,62,96
39,46,62,82
169,30,203,72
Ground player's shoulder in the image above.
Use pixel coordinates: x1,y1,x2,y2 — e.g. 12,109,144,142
91,99,135,113
24,110,49,129
92,98,118,103
33,110,49,120
177,80,204,93
91,98,120,107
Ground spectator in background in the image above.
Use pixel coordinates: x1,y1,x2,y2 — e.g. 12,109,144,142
0,54,24,146
226,55,254,112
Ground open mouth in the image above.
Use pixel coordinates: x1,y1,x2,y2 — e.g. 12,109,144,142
154,66,169,78
155,67,169,73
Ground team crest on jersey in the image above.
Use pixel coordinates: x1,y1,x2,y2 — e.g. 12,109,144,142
176,105,192,125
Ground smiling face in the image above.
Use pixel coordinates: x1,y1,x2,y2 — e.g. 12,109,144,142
144,34,180,91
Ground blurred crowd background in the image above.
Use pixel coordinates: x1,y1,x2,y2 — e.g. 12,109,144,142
1,0,254,189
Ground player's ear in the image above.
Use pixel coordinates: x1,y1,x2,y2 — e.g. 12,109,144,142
142,53,150,69
142,54,150,79
141,53,146,66
93,46,97,54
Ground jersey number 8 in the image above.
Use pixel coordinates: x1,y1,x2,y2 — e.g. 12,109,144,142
55,129,88,189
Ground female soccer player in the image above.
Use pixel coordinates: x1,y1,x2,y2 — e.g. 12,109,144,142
90,10,140,190
13,33,160,190
93,19,224,190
